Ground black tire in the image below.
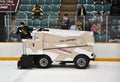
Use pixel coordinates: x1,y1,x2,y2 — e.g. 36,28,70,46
17,61,21,69
17,61,26,69
35,56,51,68
74,55,90,69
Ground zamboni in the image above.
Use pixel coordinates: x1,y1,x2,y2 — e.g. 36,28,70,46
18,28,95,69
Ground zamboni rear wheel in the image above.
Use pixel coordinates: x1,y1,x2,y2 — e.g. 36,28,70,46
74,55,90,69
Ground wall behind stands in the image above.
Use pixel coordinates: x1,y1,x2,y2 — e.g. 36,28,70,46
0,43,120,61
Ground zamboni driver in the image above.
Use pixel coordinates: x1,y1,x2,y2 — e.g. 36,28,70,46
16,22,33,39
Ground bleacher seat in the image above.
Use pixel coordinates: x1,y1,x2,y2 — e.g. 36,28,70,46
29,0,37,5
44,5,51,12
78,0,86,4
41,19,48,28
87,0,94,4
95,5,103,11
27,12,32,19
33,19,40,27
20,5,28,11
86,12,93,16
112,19,119,25
95,33,107,42
16,0,61,28
51,5,60,12
38,0,45,5
50,12,58,19
17,12,26,19
44,0,52,5
103,5,111,11
43,12,49,19
15,20,21,26
49,20,57,28
86,5,94,11
28,5,34,11
53,0,61,5
27,20,33,26
101,35,107,42
21,0,30,4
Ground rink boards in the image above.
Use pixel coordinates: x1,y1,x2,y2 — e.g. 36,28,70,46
0,42,120,61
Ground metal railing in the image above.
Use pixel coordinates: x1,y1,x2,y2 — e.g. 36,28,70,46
3,15,120,42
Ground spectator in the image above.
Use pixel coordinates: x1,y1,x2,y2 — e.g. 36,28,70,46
103,11,107,17
85,19,91,31
61,13,70,30
76,20,83,31
94,0,111,4
16,22,33,39
112,0,120,6
94,0,102,4
8,28,21,42
77,5,87,17
93,11,103,24
102,0,111,4
91,21,101,34
32,4,43,20
69,21,79,31
101,11,107,35
103,11,107,25
110,5,120,16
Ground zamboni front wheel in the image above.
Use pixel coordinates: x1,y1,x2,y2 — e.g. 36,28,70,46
74,55,90,69
35,56,51,68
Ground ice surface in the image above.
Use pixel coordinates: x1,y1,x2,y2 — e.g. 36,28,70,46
0,61,120,82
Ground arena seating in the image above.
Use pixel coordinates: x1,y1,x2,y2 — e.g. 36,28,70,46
77,0,113,42
87,0,94,4
103,4,111,11
86,5,94,11
78,0,86,4
3,0,119,42
16,0,111,29
15,0,61,28
95,5,103,11
53,0,61,5
78,0,111,16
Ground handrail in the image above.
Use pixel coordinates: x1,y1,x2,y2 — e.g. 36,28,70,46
4,15,120,42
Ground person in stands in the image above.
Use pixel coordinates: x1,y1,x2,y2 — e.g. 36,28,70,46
109,27,120,41
69,21,79,31
32,4,43,20
8,28,21,42
110,5,120,16
102,11,107,25
61,13,70,30
94,0,111,4
76,20,83,31
93,11,103,24
91,21,101,34
16,22,33,39
102,0,111,4
77,5,87,17
94,0,102,4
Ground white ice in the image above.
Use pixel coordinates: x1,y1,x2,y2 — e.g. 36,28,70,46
0,61,120,82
